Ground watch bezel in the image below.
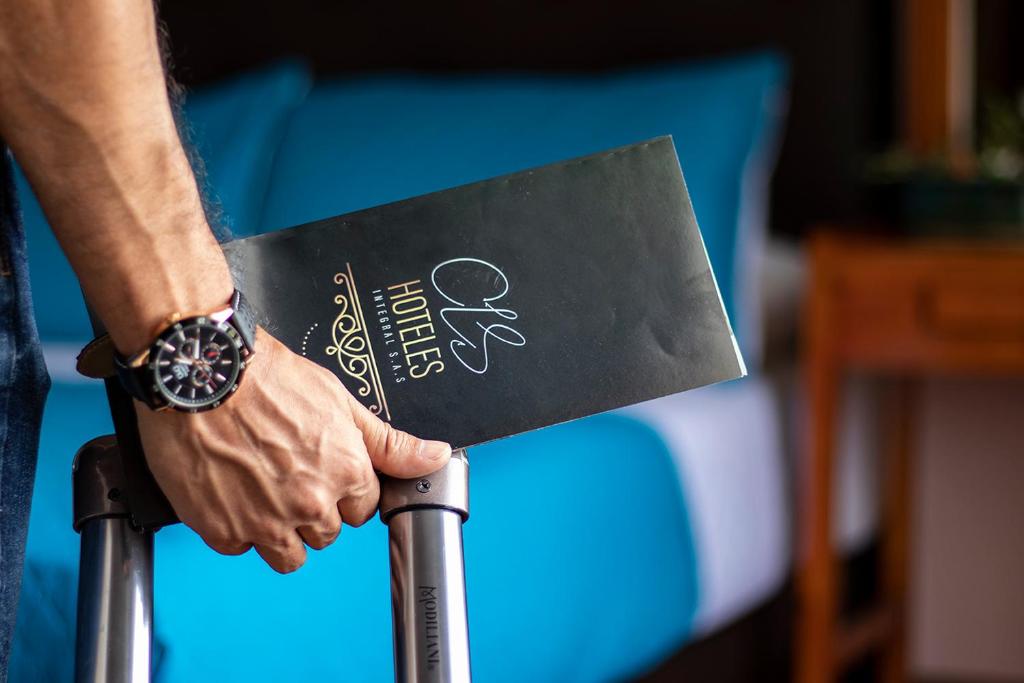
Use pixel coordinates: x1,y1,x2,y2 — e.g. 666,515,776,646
145,314,250,413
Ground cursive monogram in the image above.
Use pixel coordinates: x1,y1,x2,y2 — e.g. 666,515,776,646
430,257,525,374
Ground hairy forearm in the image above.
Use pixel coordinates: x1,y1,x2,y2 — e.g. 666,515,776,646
0,2,453,576
0,0,231,354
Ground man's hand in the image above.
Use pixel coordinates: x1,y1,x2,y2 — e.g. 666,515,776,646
137,331,451,573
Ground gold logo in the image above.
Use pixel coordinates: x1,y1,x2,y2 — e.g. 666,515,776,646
325,264,391,420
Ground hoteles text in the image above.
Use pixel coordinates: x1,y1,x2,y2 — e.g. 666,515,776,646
386,280,445,379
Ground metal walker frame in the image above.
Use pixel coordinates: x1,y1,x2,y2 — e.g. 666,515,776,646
71,436,472,683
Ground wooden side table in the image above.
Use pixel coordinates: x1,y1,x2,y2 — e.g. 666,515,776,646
795,232,1024,683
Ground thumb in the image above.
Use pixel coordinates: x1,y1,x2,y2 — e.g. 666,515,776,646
347,395,452,478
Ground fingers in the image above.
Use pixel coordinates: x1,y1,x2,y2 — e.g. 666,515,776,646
297,505,343,550
254,535,308,574
337,472,380,528
203,537,253,557
347,394,452,478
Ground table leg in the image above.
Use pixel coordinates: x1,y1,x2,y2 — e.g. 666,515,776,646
796,261,842,683
879,380,914,683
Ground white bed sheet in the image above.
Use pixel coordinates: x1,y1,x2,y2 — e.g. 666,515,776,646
620,376,790,636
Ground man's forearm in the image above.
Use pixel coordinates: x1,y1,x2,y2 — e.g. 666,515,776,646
0,0,231,354
0,1,453,577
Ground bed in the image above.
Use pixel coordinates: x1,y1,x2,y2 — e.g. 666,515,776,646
11,55,797,681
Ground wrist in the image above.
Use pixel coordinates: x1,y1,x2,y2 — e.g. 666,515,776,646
43,135,233,355
73,174,234,355
109,278,237,357
100,259,234,358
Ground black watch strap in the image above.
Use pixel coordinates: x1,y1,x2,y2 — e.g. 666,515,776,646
230,289,258,353
114,352,163,409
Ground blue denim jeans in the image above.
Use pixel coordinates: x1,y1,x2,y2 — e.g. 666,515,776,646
0,147,50,683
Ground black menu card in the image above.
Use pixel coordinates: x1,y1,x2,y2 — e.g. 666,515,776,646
224,137,745,449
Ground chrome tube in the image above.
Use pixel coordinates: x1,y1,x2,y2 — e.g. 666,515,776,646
72,436,153,683
381,449,471,683
75,518,153,683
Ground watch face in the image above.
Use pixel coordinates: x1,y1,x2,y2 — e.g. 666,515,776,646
148,316,246,412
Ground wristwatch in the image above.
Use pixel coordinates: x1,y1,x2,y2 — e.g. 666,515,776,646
78,290,258,413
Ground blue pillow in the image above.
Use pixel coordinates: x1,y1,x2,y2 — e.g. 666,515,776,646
16,61,312,341
259,52,786,363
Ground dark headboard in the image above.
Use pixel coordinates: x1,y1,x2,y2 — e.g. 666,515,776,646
160,0,899,237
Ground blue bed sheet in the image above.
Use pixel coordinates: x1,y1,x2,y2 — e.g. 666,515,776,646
12,382,699,682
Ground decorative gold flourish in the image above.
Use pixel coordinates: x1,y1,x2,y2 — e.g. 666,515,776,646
324,264,390,420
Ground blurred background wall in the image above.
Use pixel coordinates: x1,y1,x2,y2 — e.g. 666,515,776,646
912,378,1024,680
